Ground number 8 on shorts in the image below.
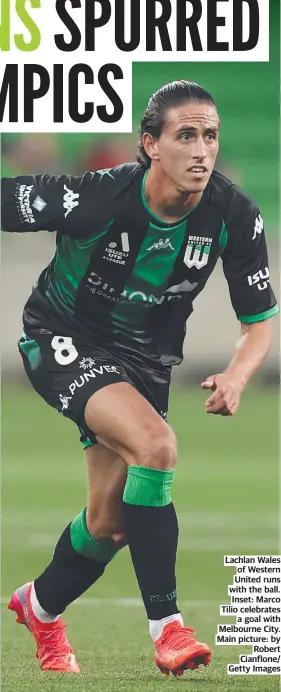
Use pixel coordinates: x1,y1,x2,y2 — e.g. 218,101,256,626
51,336,78,366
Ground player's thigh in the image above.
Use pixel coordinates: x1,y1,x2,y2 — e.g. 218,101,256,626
84,382,177,471
19,330,176,470
85,444,127,541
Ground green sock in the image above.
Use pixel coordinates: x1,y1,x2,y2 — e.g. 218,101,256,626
70,508,118,562
123,466,175,507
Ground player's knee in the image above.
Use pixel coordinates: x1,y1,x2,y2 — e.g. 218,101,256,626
91,524,127,550
112,532,128,550
87,513,127,547
136,426,177,471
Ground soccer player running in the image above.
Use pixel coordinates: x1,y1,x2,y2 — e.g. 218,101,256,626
1,81,278,677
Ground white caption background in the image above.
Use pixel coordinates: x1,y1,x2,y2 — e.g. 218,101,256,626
218,555,281,676
0,0,269,132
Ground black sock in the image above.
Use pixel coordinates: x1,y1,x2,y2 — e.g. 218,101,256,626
122,502,179,620
34,525,106,615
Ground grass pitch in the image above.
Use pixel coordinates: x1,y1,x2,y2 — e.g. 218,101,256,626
1,383,279,691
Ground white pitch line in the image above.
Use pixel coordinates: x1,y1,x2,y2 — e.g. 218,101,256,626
1,596,221,608
2,511,278,529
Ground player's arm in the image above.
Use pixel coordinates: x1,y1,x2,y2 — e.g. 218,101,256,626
202,191,279,416
222,319,272,386
1,171,117,237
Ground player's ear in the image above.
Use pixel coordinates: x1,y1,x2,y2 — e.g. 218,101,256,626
142,133,159,162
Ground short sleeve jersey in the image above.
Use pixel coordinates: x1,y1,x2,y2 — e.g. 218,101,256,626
1,164,278,366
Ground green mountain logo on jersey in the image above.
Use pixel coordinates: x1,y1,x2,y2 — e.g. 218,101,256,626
184,236,212,270
146,238,175,252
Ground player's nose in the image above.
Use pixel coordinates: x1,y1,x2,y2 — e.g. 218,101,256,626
192,136,207,159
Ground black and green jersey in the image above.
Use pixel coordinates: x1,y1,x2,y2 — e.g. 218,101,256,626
1,164,278,366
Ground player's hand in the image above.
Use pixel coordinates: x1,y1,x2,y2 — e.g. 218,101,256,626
201,373,243,416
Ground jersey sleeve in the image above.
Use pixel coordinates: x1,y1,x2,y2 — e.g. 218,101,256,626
222,186,279,323
1,169,122,238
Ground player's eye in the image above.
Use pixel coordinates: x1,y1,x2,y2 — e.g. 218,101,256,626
180,133,193,141
206,133,217,141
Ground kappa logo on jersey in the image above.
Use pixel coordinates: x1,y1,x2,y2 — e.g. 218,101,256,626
103,232,130,265
146,238,175,252
184,236,212,270
248,267,269,291
252,214,264,240
63,185,80,218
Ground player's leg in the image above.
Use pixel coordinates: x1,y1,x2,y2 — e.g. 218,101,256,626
9,443,128,673
30,445,127,618
13,331,210,674
84,382,211,675
10,331,135,672
85,444,127,544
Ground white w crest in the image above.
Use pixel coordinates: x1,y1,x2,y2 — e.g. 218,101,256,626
184,245,209,270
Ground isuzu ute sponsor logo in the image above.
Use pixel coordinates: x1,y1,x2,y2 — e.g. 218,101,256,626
103,232,130,265
247,267,269,291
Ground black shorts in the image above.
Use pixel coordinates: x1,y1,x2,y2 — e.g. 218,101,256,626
19,329,171,448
